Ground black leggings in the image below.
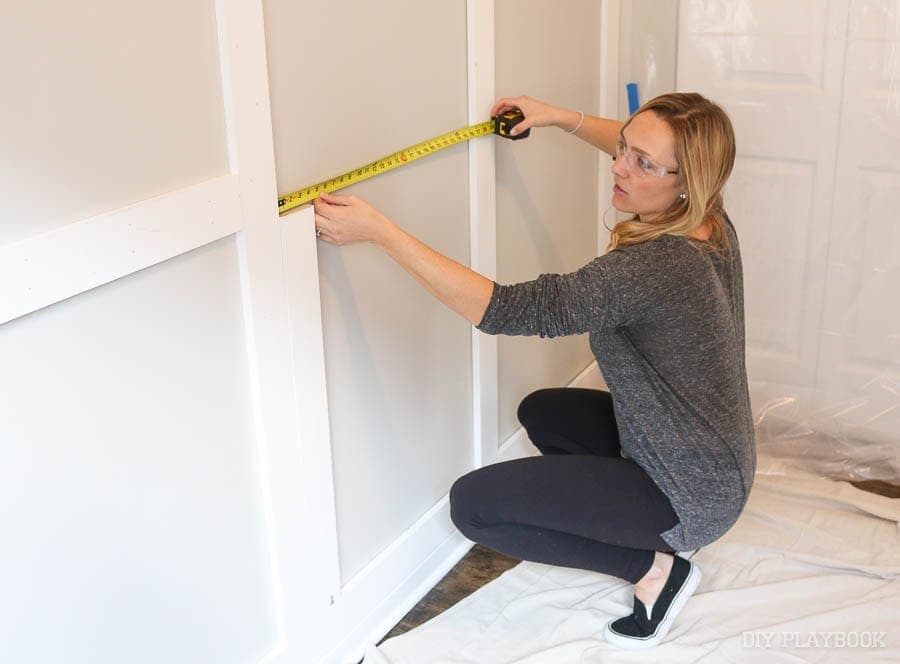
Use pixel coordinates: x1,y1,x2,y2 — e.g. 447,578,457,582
449,388,680,584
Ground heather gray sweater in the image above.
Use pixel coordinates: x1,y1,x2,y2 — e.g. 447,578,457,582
476,213,756,551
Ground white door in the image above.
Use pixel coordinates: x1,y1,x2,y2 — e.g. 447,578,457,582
678,0,848,416
813,4,900,467
677,0,898,476
0,1,330,661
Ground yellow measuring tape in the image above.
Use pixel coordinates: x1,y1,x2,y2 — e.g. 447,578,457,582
277,110,530,215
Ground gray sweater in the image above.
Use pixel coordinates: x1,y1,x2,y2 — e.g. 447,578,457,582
476,213,756,551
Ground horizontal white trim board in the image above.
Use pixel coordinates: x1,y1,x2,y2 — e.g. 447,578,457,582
0,173,242,325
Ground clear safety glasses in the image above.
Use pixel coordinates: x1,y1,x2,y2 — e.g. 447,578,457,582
613,135,680,179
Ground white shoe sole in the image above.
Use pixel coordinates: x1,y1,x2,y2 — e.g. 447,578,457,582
603,559,703,650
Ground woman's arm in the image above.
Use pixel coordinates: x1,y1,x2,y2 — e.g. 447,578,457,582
490,95,624,156
377,222,495,327
312,191,653,337
313,191,495,327
560,110,625,157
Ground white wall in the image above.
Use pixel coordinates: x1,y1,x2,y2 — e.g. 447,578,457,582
0,0,229,244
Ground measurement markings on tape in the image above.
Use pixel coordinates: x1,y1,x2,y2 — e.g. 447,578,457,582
277,110,530,215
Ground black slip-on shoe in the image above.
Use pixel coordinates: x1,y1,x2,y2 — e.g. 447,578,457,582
603,554,702,650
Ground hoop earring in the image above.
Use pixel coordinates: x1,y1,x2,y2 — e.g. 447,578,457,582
600,204,618,233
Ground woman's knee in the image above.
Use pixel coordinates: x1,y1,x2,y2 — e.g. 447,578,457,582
516,388,557,427
449,472,476,534
449,468,493,536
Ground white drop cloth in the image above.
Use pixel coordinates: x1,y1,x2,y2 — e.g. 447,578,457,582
363,455,900,663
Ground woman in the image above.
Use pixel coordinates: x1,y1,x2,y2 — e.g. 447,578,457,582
313,92,756,650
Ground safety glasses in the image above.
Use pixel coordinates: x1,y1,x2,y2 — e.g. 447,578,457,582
614,135,680,178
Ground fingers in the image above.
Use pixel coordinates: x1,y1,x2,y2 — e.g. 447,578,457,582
313,191,351,220
313,195,338,225
490,96,523,117
312,196,333,221
492,95,534,136
491,95,551,135
318,190,353,204
314,211,331,241
510,117,534,136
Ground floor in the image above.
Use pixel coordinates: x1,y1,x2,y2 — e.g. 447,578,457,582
361,477,899,659
374,543,521,649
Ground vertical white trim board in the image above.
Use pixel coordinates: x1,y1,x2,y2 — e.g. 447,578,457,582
214,0,316,660
467,0,499,470
278,204,342,660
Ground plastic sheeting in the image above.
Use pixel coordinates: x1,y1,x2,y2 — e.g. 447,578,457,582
753,376,900,483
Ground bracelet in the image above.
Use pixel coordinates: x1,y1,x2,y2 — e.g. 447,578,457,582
566,110,585,134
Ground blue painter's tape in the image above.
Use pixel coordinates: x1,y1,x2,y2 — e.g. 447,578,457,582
626,83,640,115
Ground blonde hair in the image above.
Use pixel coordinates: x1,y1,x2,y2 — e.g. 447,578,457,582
607,92,736,257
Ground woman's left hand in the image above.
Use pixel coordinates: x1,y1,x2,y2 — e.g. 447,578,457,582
312,191,391,246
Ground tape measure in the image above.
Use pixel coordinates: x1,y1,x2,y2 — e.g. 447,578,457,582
277,109,530,215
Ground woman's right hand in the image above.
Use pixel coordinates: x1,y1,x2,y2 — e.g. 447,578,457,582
490,95,565,136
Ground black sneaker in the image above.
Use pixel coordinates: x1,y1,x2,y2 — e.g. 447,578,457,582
603,554,702,650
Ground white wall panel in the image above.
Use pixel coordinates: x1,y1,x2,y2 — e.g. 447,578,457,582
494,0,603,445
0,0,228,244
0,237,276,663
262,0,473,584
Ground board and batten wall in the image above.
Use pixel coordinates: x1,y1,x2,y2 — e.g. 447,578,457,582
0,1,609,662
0,0,297,662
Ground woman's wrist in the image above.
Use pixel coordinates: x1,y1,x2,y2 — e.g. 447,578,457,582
374,216,402,249
557,108,584,132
